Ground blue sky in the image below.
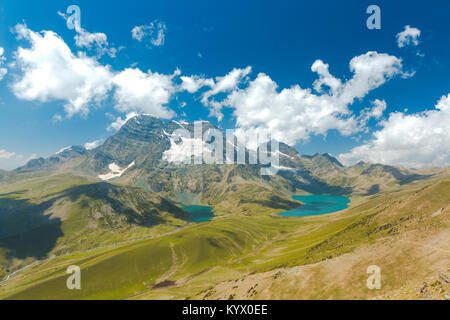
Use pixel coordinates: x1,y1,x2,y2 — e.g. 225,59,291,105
0,0,449,169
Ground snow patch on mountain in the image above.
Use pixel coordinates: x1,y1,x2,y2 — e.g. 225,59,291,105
275,150,295,160
163,137,213,164
171,120,186,129
270,164,297,173
98,161,135,181
56,146,71,154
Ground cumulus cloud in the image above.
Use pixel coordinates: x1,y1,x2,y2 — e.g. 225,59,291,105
131,20,166,46
107,112,139,132
358,99,387,129
397,25,421,48
202,67,252,101
74,27,118,58
0,150,39,170
0,149,15,159
180,66,252,120
366,99,386,119
11,23,114,117
112,68,179,118
84,139,103,150
208,52,404,145
51,113,63,123
10,24,180,120
0,47,7,80
327,52,403,104
225,73,356,145
180,75,214,93
339,94,450,168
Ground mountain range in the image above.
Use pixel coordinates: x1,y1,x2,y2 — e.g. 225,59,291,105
7,115,437,198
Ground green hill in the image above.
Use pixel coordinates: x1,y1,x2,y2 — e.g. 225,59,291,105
1,174,448,300
0,174,190,278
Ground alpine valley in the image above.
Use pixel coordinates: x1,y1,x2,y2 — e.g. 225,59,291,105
0,115,448,300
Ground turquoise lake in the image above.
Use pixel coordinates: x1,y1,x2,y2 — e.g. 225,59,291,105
183,205,215,222
278,195,350,218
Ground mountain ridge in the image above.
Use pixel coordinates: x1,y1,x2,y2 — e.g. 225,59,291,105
3,115,439,199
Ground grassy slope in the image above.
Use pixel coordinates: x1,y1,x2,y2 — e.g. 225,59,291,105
200,179,450,300
1,216,284,299
0,172,448,300
0,174,190,280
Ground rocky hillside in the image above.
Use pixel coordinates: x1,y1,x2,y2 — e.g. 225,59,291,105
15,146,87,173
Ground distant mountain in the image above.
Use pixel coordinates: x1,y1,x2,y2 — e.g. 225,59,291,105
309,153,344,168
10,115,432,198
15,145,87,173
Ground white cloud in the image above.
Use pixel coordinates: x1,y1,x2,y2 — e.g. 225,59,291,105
339,94,450,168
27,153,38,161
335,52,403,104
180,67,252,121
179,75,214,93
397,25,421,48
311,60,342,95
51,113,63,123
358,99,387,129
11,23,114,117
182,53,402,127
0,47,7,80
0,68,6,81
107,112,139,132
0,150,33,170
11,24,180,120
225,73,357,145
214,52,404,145
0,149,15,159
366,99,387,119
84,139,103,150
74,27,118,58
131,20,166,46
202,67,252,101
112,68,178,118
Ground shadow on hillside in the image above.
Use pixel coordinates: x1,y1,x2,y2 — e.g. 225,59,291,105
277,170,353,196
241,195,300,210
0,190,28,197
366,184,380,196
0,182,188,262
0,196,63,260
58,182,169,227
0,221,63,260
362,165,433,185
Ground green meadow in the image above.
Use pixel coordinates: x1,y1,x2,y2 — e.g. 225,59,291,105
0,171,448,300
